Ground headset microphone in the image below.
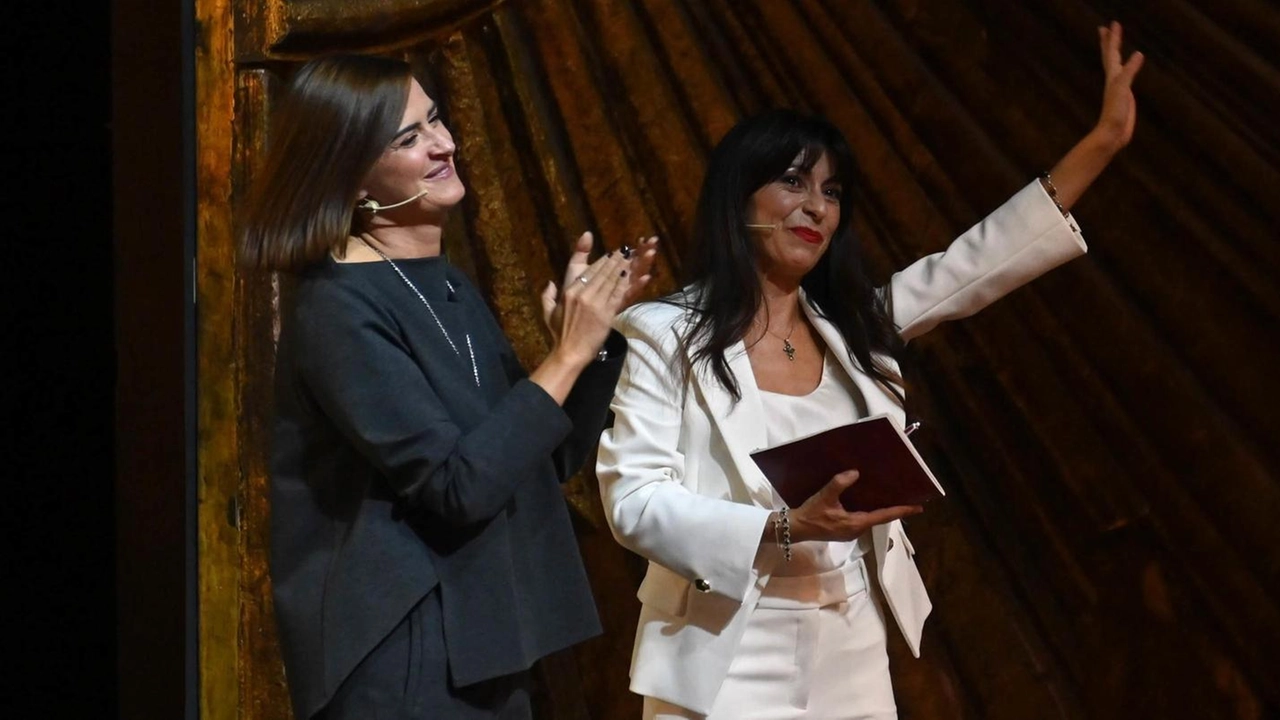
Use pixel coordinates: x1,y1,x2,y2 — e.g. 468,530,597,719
744,223,778,230
357,187,430,214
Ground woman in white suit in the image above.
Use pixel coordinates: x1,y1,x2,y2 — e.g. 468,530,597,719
597,22,1144,720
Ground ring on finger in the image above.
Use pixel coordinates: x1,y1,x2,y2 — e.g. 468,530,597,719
577,274,591,285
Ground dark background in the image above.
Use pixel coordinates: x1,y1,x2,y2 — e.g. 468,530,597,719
7,1,117,714
8,1,178,717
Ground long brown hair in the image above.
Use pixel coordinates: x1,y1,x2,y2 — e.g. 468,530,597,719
239,55,412,273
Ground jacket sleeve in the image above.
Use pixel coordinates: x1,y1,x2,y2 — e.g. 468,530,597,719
466,276,627,484
293,284,573,528
552,330,627,482
596,307,773,603
890,179,1088,341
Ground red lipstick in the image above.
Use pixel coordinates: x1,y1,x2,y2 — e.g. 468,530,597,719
790,227,824,244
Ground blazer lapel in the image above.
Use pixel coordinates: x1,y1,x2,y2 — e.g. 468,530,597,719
800,294,906,422
680,290,906,511
687,338,782,509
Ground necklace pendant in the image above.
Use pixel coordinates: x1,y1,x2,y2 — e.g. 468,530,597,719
782,338,796,362
357,236,480,388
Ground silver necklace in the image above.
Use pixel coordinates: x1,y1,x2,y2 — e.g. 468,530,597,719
357,236,480,387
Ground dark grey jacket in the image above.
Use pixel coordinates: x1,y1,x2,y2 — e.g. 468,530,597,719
269,256,620,719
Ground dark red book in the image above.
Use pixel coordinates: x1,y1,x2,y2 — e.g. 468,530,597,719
749,414,945,512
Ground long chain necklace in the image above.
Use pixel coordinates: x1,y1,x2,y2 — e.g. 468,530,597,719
758,316,797,362
357,236,480,387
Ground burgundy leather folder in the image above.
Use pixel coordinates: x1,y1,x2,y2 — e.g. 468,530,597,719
749,414,945,512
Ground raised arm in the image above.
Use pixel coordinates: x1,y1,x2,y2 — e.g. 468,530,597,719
889,21,1143,341
1042,21,1144,212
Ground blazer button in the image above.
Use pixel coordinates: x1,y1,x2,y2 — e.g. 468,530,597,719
887,537,896,552
694,578,712,593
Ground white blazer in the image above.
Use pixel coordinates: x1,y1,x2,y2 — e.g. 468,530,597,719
596,180,1087,714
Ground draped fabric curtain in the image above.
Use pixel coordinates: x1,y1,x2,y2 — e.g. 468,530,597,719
195,1,1279,717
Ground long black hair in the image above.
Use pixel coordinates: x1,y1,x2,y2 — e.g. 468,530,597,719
672,109,904,403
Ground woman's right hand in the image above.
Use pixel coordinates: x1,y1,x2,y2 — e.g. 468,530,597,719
788,470,923,542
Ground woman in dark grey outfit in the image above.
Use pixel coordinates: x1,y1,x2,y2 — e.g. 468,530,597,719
240,55,657,720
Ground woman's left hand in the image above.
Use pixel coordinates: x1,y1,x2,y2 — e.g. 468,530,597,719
562,232,659,306
620,235,660,306
543,231,659,344
1043,21,1146,212
1094,21,1144,151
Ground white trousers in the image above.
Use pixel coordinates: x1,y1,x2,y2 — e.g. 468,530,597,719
643,560,897,720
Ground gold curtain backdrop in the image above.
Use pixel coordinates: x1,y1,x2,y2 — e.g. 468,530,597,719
195,1,1280,718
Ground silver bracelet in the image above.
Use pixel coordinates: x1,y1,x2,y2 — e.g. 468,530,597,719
1040,171,1068,217
773,508,792,562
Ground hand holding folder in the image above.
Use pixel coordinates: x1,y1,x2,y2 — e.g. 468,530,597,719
749,414,945,512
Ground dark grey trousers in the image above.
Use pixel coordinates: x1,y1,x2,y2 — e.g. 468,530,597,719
317,590,532,720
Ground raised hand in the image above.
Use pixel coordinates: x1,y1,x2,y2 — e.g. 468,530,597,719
788,470,923,543
1096,20,1144,150
1039,21,1147,212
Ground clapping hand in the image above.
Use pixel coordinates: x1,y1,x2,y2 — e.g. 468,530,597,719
558,232,659,306
540,231,659,358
